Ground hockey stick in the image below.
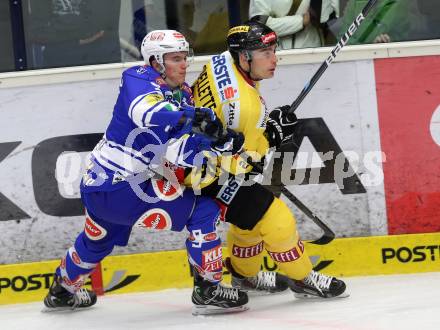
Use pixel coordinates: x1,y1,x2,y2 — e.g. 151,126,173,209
289,0,379,114
279,186,335,244
252,0,379,244
248,158,334,245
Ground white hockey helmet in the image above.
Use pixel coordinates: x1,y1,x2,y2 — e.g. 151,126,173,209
141,30,192,71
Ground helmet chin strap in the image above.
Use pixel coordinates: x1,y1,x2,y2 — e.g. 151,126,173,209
158,63,166,78
150,55,167,79
248,64,262,81
155,58,169,82
238,50,262,82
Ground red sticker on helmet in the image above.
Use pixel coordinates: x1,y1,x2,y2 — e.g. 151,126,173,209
261,32,276,44
135,208,172,230
149,32,165,41
173,32,184,39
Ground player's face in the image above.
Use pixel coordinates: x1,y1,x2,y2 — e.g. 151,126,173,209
250,45,278,80
163,51,189,87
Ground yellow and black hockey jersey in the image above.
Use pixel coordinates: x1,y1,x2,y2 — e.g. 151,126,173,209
185,52,271,188
193,52,270,158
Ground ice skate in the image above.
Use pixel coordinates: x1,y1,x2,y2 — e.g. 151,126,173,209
225,257,289,293
289,270,348,298
43,274,97,311
191,279,249,315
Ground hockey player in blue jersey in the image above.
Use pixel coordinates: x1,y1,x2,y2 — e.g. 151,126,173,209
43,30,248,315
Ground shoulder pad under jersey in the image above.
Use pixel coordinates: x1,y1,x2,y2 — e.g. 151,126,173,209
122,66,169,94
123,65,161,82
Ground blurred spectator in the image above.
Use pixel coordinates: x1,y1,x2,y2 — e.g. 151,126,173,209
181,0,229,54
337,0,410,44
408,0,440,41
132,4,147,52
27,0,121,68
132,0,156,52
249,0,339,49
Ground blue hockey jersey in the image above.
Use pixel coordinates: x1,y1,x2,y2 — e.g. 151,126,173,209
81,65,212,192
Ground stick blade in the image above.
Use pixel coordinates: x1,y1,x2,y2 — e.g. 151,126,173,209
309,233,335,245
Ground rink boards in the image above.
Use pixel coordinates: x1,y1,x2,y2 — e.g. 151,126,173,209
1,232,439,305
0,53,439,265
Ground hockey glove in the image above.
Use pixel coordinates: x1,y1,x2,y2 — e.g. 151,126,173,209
211,129,245,156
264,105,298,148
173,104,197,137
193,107,224,138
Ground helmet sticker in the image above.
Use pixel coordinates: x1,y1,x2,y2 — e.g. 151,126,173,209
148,32,165,41
227,22,277,54
141,30,190,67
173,32,185,39
261,32,277,44
228,26,250,36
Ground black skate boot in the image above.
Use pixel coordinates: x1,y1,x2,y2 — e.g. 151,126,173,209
191,272,249,315
43,274,97,311
289,270,348,298
225,257,289,293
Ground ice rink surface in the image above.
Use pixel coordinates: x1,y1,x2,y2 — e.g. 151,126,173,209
1,272,439,330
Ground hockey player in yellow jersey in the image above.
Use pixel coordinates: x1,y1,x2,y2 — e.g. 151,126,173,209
191,20,347,298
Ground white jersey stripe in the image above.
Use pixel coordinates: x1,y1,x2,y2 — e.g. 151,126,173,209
142,101,170,126
128,93,149,122
165,137,194,168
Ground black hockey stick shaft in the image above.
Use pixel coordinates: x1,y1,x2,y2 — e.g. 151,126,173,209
280,186,335,245
249,159,334,245
289,0,379,114
262,0,380,244
211,2,379,244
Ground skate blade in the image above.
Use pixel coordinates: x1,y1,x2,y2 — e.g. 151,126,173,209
294,292,350,299
239,288,288,296
232,284,289,296
42,306,73,313
41,305,92,313
192,304,249,316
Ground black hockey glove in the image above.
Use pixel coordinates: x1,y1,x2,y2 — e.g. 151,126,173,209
211,129,245,156
264,105,298,148
193,107,224,138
